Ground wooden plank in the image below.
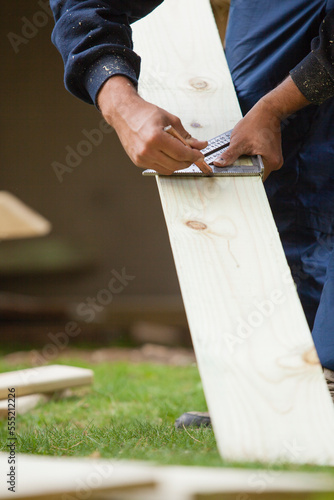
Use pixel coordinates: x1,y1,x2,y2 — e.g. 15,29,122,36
133,0,241,135
194,494,333,500
0,390,71,418
0,394,48,419
153,466,334,500
132,0,334,465
1,454,333,500
0,454,156,499
0,191,51,239
0,365,93,399
86,466,334,500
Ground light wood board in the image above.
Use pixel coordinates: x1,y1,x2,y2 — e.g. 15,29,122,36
0,191,51,239
80,466,334,500
0,454,156,499
0,393,48,419
0,454,333,500
0,364,93,399
132,0,334,465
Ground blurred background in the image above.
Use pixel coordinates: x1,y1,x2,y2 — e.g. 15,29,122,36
0,0,191,349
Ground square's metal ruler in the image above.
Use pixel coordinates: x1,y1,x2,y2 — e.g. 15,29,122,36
143,129,264,177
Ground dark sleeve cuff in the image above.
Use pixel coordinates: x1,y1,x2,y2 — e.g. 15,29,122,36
290,52,334,105
84,54,139,107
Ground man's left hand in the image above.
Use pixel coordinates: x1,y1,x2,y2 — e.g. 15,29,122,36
214,99,283,181
214,76,311,180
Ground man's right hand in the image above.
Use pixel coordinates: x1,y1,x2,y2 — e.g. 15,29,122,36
97,76,208,175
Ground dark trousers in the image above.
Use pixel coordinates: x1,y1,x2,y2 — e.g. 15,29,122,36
225,0,334,368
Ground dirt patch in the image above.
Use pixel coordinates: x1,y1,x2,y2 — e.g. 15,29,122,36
3,344,196,367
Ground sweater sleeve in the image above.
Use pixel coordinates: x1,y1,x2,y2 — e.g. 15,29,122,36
50,0,163,105
290,10,334,105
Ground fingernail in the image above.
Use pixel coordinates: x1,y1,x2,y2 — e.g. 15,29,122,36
214,158,226,166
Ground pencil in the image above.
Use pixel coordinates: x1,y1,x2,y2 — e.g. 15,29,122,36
164,125,213,175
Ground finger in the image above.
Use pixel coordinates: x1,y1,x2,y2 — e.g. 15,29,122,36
159,139,212,175
141,147,196,173
137,150,175,175
168,117,208,150
150,163,174,176
213,144,242,167
151,146,212,175
160,132,206,164
156,150,199,173
160,154,212,176
186,137,208,150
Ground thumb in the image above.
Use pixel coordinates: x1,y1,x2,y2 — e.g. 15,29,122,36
213,145,241,167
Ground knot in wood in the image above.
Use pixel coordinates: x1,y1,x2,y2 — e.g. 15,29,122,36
302,347,320,366
186,220,207,231
189,78,209,90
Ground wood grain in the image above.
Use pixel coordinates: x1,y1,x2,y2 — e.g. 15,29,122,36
0,394,48,419
0,365,93,399
133,0,334,465
133,0,241,140
0,454,333,500
0,191,51,239
0,454,156,500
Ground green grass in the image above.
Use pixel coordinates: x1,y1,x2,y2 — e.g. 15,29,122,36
0,357,220,465
0,355,333,472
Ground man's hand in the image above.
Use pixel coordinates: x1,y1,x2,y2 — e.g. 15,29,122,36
214,99,283,180
214,76,310,180
98,76,208,175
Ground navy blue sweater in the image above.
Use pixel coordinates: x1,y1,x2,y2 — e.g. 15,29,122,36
50,0,334,106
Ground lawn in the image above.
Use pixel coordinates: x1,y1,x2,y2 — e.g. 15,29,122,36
0,353,333,473
0,356,220,466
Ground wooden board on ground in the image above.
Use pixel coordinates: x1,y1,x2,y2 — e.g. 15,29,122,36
0,454,156,500
0,394,48,419
132,0,334,465
0,365,93,399
0,454,333,500
113,466,334,500
0,191,51,239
